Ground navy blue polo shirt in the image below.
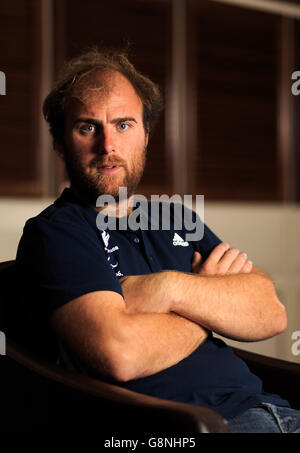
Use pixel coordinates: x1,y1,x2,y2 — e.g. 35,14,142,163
16,187,289,419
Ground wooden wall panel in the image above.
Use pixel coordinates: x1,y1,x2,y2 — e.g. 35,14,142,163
0,0,42,196
0,0,298,202
54,0,172,197
187,0,280,201
294,19,300,202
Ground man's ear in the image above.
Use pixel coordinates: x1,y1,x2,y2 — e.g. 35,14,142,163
54,141,65,159
144,125,150,147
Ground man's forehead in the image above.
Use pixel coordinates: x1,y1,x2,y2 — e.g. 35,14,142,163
69,69,139,106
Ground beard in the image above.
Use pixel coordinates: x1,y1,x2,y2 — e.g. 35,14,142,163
63,144,147,206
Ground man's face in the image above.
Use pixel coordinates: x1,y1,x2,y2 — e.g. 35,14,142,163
58,70,149,205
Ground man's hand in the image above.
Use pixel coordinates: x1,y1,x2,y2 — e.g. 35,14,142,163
191,242,253,276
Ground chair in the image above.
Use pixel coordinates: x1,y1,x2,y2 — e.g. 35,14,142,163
1,260,300,432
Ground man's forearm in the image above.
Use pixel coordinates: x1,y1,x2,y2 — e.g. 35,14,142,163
170,270,286,341
122,270,287,341
51,290,208,382
118,310,207,379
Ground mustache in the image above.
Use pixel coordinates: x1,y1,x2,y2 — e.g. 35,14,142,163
91,159,126,168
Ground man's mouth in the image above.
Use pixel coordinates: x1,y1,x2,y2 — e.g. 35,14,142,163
96,164,122,174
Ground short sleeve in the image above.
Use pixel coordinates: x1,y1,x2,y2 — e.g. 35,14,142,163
16,210,123,322
195,223,222,262
180,206,222,262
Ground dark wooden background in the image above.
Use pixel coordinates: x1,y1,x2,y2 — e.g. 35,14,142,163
0,0,299,201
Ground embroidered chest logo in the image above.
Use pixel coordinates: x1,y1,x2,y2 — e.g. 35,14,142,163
101,230,123,277
172,233,189,247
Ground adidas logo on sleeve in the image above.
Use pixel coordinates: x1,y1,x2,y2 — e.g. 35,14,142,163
172,233,189,247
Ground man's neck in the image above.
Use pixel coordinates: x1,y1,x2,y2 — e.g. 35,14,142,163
69,184,135,217
94,195,135,218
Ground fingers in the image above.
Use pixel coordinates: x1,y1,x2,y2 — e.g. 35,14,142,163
220,248,253,274
191,251,202,273
201,242,253,275
200,242,230,275
192,251,202,264
226,250,248,274
206,242,230,264
240,259,253,273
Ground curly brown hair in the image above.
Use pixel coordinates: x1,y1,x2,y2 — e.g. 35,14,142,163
43,47,163,146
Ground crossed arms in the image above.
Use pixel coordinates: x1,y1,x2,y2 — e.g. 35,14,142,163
50,243,287,382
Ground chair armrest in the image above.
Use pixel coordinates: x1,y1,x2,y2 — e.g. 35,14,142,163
5,339,229,432
233,347,300,410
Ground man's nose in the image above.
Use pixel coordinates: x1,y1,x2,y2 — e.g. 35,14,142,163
95,127,116,155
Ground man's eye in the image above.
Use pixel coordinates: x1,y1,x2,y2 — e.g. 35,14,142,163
118,123,129,131
81,124,96,133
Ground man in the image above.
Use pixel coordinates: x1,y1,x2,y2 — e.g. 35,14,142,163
16,48,300,433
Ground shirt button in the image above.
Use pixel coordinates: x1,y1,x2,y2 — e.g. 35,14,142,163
133,237,140,244
149,256,153,261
